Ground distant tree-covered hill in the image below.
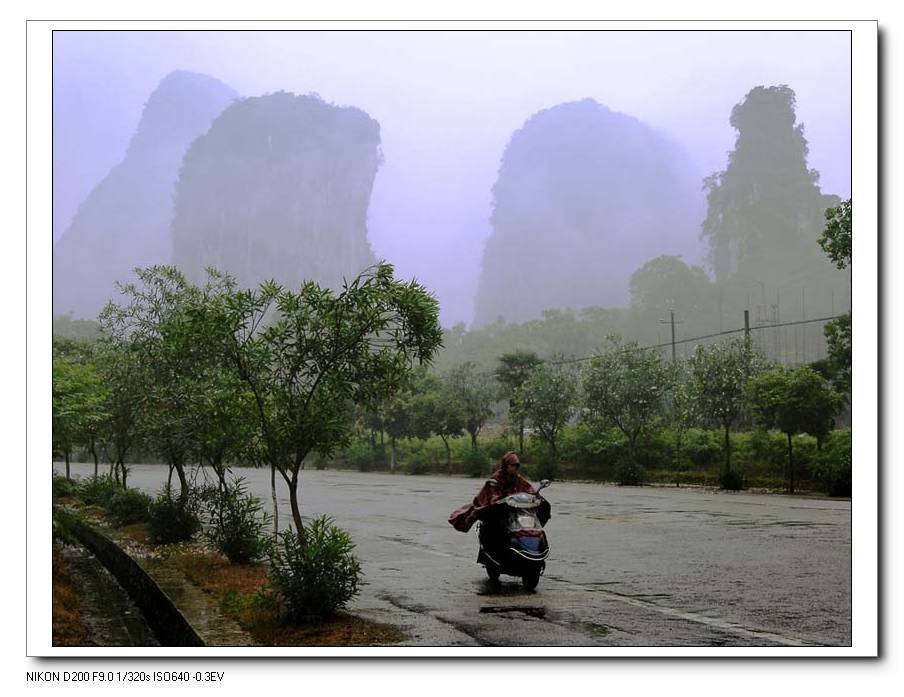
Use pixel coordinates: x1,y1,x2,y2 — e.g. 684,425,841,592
171,92,380,292
53,70,238,319
472,99,703,328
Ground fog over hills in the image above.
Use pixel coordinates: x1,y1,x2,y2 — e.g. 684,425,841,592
472,99,703,328
171,92,379,292
52,70,237,319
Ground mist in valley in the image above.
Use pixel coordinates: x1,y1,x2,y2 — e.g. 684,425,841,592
52,30,852,365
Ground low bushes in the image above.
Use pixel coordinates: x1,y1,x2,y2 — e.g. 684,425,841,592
107,488,152,525
52,474,79,499
267,516,361,623
148,486,202,544
202,479,272,563
77,474,122,507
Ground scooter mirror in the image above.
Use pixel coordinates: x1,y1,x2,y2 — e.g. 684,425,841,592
538,479,551,490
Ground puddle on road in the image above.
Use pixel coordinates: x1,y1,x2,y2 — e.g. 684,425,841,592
479,606,546,619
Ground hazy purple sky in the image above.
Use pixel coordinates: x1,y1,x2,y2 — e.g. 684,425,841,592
53,30,851,326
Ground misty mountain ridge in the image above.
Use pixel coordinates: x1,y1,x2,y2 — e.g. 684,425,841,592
472,98,704,328
171,91,380,294
53,70,238,319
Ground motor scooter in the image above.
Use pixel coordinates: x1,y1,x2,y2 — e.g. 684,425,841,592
475,479,552,590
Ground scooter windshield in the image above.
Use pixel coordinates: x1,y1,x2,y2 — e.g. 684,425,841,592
508,508,543,532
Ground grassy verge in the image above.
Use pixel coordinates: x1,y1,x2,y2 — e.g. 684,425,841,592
169,550,405,646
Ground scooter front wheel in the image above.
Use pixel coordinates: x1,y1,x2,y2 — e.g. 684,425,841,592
521,568,540,591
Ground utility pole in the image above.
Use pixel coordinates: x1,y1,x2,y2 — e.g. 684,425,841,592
744,309,750,352
659,310,679,363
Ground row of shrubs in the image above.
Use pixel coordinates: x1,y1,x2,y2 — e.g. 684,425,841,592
53,473,361,622
335,426,852,496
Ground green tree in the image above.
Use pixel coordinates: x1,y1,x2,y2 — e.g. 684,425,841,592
629,255,713,317
819,198,852,270
52,343,106,479
516,359,580,464
495,350,544,453
100,267,204,500
206,263,442,538
689,339,765,487
403,372,465,473
583,337,670,466
748,366,843,493
701,85,836,288
666,359,699,481
445,362,497,451
819,198,852,399
94,339,146,489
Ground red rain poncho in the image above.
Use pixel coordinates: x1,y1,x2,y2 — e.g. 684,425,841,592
448,469,537,533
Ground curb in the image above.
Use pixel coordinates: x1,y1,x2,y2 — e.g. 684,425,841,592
53,506,205,647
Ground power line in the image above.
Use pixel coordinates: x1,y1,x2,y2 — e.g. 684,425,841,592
441,314,846,377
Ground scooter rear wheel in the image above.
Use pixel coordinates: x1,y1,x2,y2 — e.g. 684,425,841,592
521,569,540,591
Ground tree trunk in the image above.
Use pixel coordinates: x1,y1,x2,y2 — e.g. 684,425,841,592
65,450,70,480
674,431,683,486
787,432,795,495
288,471,305,541
441,435,452,474
470,430,478,451
271,462,279,538
120,461,128,490
175,463,189,502
723,424,731,477
518,418,525,454
167,464,174,490
91,442,99,478
390,436,396,472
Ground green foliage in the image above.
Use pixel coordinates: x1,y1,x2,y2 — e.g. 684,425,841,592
630,255,714,317
77,475,122,507
462,448,490,478
406,460,430,475
823,313,852,397
267,516,362,623
53,340,108,471
444,362,497,450
747,365,842,492
516,358,580,462
148,486,202,544
202,479,272,563
813,430,852,497
701,85,835,287
614,461,646,486
52,474,79,499
107,489,153,525
689,338,765,482
583,336,670,463
819,198,852,270
682,428,723,469
203,262,443,533
720,470,745,491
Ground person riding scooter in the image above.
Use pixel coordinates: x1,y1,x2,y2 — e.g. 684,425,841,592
448,451,535,532
449,451,553,590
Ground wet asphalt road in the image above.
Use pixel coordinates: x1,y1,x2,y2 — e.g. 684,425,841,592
58,463,852,647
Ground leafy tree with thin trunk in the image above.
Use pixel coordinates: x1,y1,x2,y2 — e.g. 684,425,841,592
515,359,579,464
747,366,842,494
100,267,203,500
204,263,442,539
689,339,765,488
495,351,544,453
583,337,670,466
52,342,106,479
445,362,497,451
666,359,698,484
